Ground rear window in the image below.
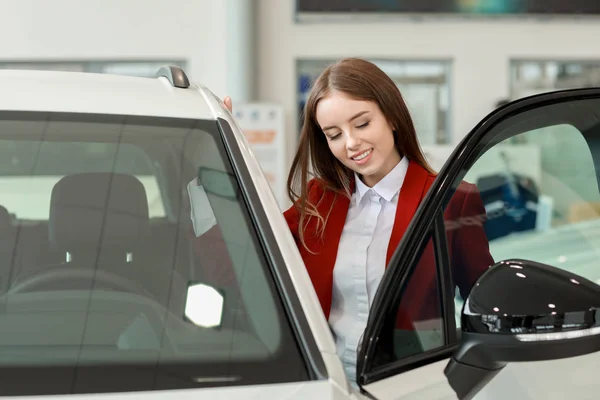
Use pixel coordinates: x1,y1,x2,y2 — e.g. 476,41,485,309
0,112,308,395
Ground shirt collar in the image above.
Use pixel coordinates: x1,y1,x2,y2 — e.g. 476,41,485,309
354,156,409,204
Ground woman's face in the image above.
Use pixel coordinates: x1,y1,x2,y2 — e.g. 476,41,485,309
315,91,401,188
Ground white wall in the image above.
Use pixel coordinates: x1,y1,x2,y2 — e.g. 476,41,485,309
256,0,600,168
0,0,248,101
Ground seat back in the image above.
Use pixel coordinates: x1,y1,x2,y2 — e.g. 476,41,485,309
45,173,150,286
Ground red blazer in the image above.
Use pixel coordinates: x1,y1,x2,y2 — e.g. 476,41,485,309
283,160,494,329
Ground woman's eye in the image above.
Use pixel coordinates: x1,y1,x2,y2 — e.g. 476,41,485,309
357,122,370,129
329,133,341,140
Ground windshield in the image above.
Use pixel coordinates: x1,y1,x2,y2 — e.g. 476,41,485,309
0,112,307,395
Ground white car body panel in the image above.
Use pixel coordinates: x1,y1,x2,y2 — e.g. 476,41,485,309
362,360,455,400
361,354,600,400
0,70,215,120
8,381,358,400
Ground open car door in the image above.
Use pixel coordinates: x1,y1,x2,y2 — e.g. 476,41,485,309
356,88,600,399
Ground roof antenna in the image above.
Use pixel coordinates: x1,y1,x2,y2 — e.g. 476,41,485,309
156,65,190,89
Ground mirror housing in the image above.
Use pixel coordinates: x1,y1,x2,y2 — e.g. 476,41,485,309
445,259,600,400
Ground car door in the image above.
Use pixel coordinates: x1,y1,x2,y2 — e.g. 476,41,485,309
355,88,600,400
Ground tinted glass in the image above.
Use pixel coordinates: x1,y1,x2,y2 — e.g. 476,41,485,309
0,112,307,395
369,232,445,371
434,99,600,332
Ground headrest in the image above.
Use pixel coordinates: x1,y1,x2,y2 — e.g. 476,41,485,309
49,173,149,252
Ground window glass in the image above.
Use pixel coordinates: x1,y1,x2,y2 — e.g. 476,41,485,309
449,121,600,326
369,233,445,370
0,112,306,394
368,177,498,367
511,60,600,100
0,140,165,219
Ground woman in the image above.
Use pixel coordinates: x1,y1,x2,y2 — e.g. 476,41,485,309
224,58,493,383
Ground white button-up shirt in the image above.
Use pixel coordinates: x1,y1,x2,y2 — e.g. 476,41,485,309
328,156,409,384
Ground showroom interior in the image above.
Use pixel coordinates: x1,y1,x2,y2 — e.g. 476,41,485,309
3,2,600,195
2,2,600,397
1,1,599,217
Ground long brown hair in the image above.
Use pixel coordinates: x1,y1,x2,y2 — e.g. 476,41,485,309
287,57,434,252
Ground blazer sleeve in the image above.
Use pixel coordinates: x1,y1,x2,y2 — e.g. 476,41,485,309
450,182,495,300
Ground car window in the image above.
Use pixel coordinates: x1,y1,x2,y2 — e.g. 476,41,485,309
0,140,166,219
447,122,600,326
368,175,497,375
0,112,308,395
365,231,447,373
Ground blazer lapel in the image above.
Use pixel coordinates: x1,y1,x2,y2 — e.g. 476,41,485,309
385,160,430,265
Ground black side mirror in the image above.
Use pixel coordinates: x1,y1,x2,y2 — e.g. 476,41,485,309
445,259,600,400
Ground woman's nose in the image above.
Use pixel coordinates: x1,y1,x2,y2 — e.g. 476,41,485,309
346,133,361,150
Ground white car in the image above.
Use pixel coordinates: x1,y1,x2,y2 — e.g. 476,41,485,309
0,66,599,400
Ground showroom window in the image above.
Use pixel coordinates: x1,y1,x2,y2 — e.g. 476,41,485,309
510,60,600,99
0,60,187,78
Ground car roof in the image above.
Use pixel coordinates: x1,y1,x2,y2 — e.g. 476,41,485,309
0,67,219,120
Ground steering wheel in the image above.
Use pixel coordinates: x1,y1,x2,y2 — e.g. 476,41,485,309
9,266,152,297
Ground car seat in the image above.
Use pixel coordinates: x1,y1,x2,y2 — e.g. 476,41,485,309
10,173,151,295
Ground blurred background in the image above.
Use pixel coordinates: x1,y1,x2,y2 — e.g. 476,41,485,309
2,3,600,394
1,0,599,207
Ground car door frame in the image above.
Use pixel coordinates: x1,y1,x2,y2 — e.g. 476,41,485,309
355,87,600,396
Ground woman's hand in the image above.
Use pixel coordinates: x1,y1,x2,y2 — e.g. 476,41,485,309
223,96,232,112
